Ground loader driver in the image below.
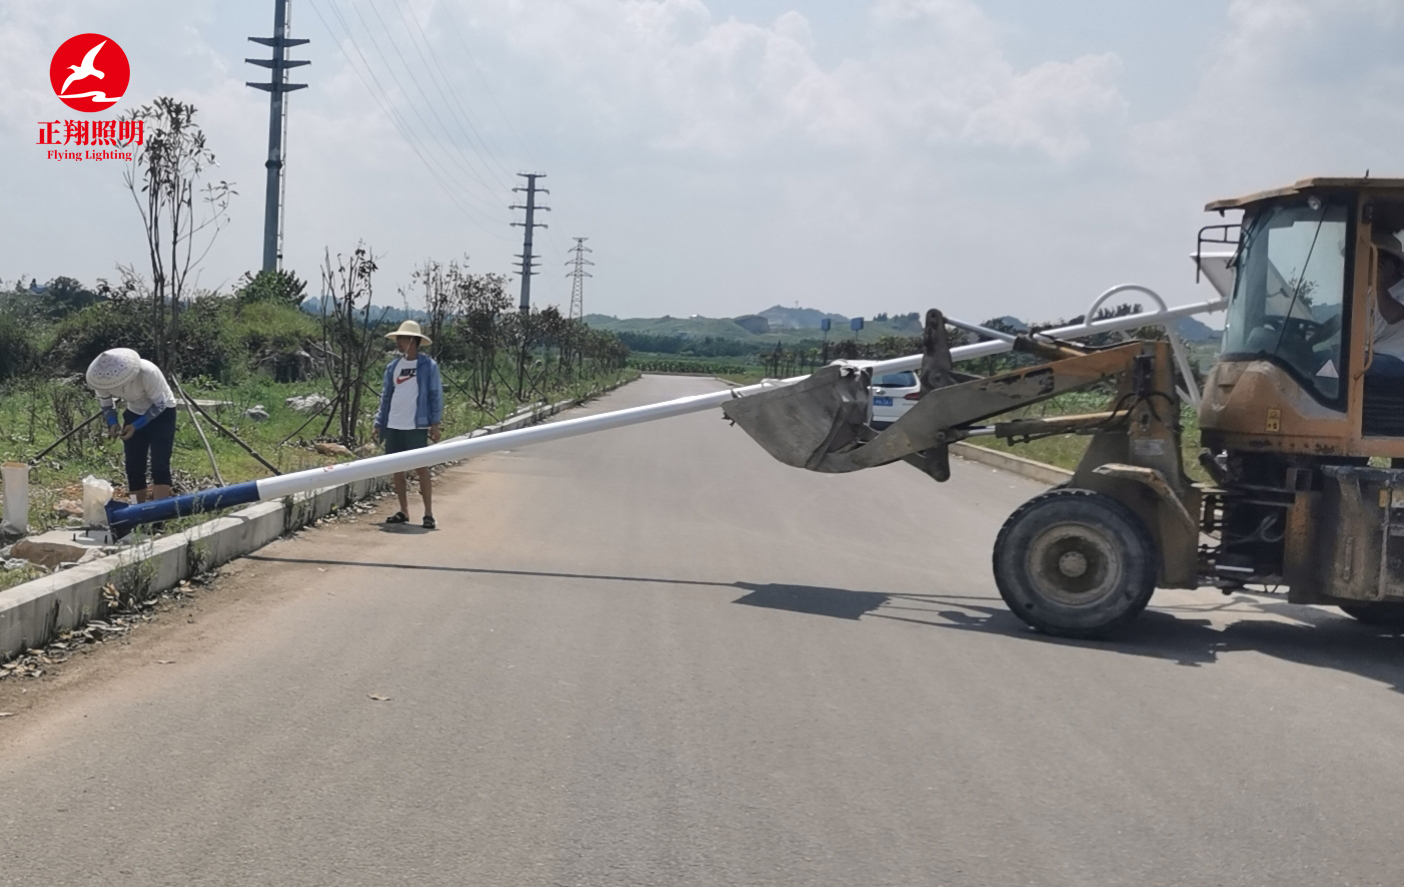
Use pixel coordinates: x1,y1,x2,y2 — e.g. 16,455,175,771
1368,231,1404,378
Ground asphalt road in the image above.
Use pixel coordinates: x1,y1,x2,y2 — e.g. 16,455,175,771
5,374,1404,886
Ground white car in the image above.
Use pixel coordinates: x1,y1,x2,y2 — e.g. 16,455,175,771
868,369,921,428
824,360,923,428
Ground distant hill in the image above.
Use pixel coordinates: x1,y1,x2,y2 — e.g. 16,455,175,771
985,315,1030,333
301,296,429,325
1173,316,1221,342
759,305,851,330
578,305,1224,347
581,314,760,338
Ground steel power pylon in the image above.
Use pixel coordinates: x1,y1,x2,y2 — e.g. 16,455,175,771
565,238,593,322
246,0,309,273
510,173,550,313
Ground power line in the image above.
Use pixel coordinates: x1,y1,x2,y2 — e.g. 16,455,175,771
437,5,539,173
429,4,578,291
349,0,502,196
305,0,509,238
323,0,506,216
388,0,517,190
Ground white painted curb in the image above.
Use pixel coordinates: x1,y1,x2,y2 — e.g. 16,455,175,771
950,441,1074,487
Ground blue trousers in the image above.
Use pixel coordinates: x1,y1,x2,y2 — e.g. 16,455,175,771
123,408,176,492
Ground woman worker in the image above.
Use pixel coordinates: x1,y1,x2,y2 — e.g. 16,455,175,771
85,348,179,503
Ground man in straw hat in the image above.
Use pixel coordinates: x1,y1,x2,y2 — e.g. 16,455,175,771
1369,229,1404,376
372,320,444,528
85,348,179,506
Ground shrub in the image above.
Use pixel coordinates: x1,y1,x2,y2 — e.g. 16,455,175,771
49,302,156,373
49,297,242,382
234,269,307,308
167,296,241,381
229,300,318,355
0,312,39,382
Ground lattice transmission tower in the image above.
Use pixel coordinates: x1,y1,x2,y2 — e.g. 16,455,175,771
565,238,593,322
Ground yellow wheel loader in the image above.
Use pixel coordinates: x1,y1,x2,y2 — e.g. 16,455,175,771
724,177,1404,637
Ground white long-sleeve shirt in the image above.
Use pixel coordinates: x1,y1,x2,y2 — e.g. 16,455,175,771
94,358,177,418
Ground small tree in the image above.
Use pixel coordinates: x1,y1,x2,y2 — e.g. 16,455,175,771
456,271,512,408
319,244,386,444
235,268,307,307
122,97,234,369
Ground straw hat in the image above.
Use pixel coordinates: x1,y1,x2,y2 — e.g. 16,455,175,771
85,348,142,390
386,319,432,345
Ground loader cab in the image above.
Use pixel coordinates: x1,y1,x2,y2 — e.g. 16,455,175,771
1198,178,1404,458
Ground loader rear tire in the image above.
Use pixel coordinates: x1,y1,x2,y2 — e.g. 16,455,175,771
993,488,1157,639
1339,603,1404,628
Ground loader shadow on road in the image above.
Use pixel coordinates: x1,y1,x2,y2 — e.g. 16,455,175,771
871,590,1404,694
244,555,1404,693
733,581,1404,693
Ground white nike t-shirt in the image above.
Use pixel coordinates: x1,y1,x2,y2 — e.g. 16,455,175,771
386,357,420,430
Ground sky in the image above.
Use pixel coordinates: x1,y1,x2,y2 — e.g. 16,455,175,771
2,0,1402,325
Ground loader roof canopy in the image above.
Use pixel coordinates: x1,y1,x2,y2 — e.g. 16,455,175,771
1207,177,1404,211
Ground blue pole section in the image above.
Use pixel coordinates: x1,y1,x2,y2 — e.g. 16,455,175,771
104,481,262,539
99,293,1227,538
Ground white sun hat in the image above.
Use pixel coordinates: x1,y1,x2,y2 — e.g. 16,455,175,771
385,319,432,345
86,348,143,390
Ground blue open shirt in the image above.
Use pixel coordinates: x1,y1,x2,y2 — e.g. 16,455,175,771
374,355,443,430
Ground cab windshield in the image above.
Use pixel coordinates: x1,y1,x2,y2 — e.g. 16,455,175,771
1221,198,1350,402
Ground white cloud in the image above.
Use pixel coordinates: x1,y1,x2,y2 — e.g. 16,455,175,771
1130,0,1404,190
961,55,1124,160
471,0,1126,160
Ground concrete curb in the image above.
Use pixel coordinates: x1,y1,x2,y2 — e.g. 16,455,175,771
0,378,634,661
950,442,1073,487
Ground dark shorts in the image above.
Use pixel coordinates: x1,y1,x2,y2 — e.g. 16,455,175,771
382,427,429,454
123,408,177,491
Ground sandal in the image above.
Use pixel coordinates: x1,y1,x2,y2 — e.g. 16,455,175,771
385,511,409,524
422,515,437,530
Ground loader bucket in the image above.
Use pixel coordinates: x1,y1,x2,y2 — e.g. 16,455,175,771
721,364,874,471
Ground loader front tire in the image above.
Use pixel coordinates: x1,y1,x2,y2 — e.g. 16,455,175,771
993,489,1157,638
